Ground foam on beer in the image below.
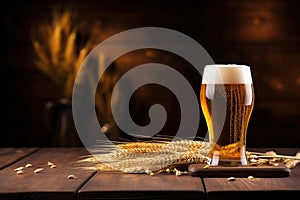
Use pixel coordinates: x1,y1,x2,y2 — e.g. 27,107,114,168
202,64,252,84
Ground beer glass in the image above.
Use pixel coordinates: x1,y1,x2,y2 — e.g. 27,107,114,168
200,64,254,166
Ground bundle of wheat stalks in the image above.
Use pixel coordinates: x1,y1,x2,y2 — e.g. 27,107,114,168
78,138,300,175
78,139,211,174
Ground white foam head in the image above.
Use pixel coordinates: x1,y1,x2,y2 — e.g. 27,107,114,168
202,64,253,84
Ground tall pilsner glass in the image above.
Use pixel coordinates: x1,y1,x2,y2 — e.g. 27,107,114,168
200,64,254,166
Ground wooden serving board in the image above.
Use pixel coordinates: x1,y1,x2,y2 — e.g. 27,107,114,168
188,163,291,178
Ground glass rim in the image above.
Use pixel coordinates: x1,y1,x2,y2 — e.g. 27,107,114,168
204,64,250,68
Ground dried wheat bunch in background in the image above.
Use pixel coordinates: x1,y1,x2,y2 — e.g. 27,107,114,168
32,9,91,98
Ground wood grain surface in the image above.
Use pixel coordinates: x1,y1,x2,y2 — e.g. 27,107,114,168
189,163,291,178
204,167,300,200
0,148,299,200
0,148,94,200
78,172,205,200
0,148,38,169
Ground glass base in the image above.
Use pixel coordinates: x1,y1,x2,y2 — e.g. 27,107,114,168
210,159,248,167
210,151,248,166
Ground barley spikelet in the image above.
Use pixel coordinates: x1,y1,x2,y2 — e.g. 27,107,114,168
60,11,71,34
104,140,210,160
118,142,166,149
32,40,50,71
64,31,76,69
50,22,61,66
74,47,88,74
171,149,209,165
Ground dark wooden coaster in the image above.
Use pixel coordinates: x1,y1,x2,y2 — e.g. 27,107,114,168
188,163,291,178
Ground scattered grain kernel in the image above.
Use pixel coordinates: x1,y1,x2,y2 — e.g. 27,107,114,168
34,168,44,173
265,151,276,156
149,172,155,176
175,170,182,176
165,168,171,173
249,155,258,159
50,165,57,168
48,162,55,166
248,176,254,179
25,164,32,168
203,164,210,169
67,175,77,179
227,177,236,181
16,170,24,175
14,167,24,171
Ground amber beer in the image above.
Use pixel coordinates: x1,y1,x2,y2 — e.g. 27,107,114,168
200,65,254,166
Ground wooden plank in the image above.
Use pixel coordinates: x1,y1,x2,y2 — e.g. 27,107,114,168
0,148,38,169
205,168,300,200
0,148,95,200
204,148,300,200
78,172,205,200
189,163,291,178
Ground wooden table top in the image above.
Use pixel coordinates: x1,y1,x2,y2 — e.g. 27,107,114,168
0,147,299,200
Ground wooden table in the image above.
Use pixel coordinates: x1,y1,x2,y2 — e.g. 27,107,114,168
0,148,299,200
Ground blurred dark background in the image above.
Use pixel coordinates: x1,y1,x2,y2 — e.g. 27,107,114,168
1,0,300,148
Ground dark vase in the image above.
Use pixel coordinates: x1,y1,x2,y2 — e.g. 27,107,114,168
43,97,152,147
44,98,83,147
